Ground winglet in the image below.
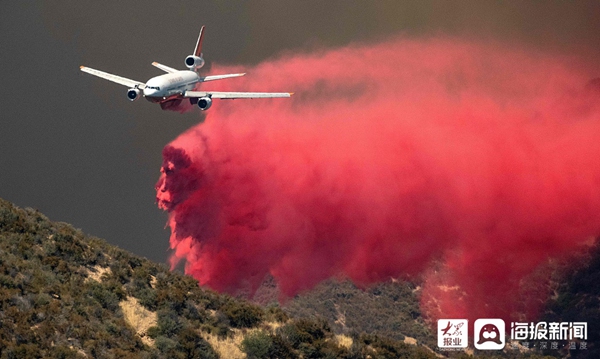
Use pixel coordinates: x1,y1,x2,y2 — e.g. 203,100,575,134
193,25,206,57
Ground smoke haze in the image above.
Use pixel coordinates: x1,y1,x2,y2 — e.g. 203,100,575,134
155,35,600,322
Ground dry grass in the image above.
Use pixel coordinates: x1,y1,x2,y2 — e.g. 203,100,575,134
263,321,284,332
86,265,111,283
335,334,353,349
119,296,157,347
201,331,246,359
334,304,347,330
404,336,417,345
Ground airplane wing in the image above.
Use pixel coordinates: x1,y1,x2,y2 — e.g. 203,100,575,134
80,66,146,89
184,91,293,99
151,62,178,73
199,73,246,82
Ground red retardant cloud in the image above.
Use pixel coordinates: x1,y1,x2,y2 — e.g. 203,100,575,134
155,36,600,323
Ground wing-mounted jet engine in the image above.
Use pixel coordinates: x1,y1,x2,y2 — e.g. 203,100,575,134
196,96,212,110
127,88,141,101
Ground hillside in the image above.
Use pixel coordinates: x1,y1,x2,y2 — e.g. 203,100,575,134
252,276,435,348
282,279,435,348
279,247,600,359
2,197,597,358
541,241,600,358
0,198,438,358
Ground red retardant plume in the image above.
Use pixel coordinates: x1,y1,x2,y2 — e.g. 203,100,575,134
156,36,600,323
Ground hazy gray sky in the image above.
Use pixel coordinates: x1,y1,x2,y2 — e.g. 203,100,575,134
1,1,598,263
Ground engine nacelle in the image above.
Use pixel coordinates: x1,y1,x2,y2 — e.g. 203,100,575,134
197,96,212,111
127,88,141,101
185,55,205,70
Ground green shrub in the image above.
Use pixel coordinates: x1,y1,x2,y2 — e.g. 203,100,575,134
214,324,231,339
266,304,289,323
176,327,218,359
241,330,272,359
279,317,332,349
47,345,80,359
267,334,298,359
110,261,132,284
146,326,160,339
154,336,177,354
134,287,158,311
157,310,182,337
358,333,428,359
87,282,120,312
221,300,263,328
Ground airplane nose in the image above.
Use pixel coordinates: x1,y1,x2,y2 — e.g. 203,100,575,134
144,88,156,96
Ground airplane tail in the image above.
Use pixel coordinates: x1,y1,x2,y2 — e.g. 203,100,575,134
185,25,206,70
193,25,205,58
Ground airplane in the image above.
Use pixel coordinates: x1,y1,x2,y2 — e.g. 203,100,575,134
80,25,292,111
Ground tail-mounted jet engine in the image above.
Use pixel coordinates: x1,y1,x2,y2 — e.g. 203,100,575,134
127,88,141,101
185,55,205,70
197,96,212,111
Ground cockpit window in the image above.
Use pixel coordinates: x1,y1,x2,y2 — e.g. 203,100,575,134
146,86,160,90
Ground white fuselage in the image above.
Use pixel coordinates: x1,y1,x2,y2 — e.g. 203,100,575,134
143,70,199,103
